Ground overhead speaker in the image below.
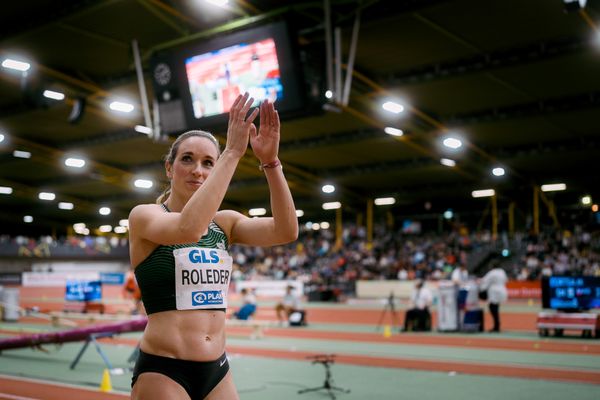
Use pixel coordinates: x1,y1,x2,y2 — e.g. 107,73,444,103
150,52,186,134
68,97,86,124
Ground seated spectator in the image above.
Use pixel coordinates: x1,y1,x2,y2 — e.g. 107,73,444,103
275,285,301,325
233,288,257,320
403,280,433,332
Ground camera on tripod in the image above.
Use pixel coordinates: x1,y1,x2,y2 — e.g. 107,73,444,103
298,354,350,399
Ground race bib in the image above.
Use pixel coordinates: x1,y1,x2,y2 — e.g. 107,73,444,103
173,247,232,310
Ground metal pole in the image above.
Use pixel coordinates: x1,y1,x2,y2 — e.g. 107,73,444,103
324,0,334,98
491,195,498,242
342,10,361,106
366,199,373,250
132,39,152,134
508,201,515,238
336,207,343,249
533,186,539,235
334,27,342,103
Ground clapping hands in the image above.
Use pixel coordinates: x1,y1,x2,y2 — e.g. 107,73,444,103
250,99,280,165
225,93,259,158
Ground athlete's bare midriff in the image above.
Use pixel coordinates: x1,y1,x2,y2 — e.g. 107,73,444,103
140,309,226,361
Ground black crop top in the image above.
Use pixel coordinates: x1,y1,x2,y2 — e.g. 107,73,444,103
134,204,229,314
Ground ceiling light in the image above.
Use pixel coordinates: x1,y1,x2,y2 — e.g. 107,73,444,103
99,207,111,216
319,222,330,229
23,215,33,223
541,183,566,192
2,58,30,72
296,210,304,217
65,157,86,168
0,186,13,195
443,210,453,219
581,196,592,205
134,178,154,189
43,90,65,101
304,222,313,229
374,197,396,206
593,204,599,212
114,226,127,234
38,192,56,201
99,225,112,233
443,137,462,149
472,189,495,198
322,184,335,193
0,133,5,143
205,0,229,6
382,101,404,114
322,201,341,210
384,127,403,136
248,208,267,216
325,90,333,99
73,223,86,230
119,219,129,227
135,125,153,135
440,158,456,167
492,167,505,176
58,202,74,210
312,224,321,231
109,101,134,113
13,150,31,159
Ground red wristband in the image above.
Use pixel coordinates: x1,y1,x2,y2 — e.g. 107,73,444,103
259,159,281,171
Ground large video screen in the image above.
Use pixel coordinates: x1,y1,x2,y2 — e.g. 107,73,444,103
65,280,102,302
541,276,600,311
185,38,282,118
150,21,307,133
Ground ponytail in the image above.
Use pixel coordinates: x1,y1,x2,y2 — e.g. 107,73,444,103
156,187,171,204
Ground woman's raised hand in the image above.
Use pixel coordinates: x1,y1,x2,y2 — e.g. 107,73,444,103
250,100,280,165
225,93,259,158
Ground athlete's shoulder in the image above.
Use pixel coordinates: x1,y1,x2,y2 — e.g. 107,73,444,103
214,209,245,238
129,203,164,221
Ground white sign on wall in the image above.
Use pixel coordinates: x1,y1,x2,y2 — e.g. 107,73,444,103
22,272,100,287
236,280,303,297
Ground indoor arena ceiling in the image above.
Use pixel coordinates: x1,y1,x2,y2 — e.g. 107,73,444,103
1,0,600,236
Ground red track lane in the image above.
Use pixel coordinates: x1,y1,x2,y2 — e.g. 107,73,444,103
0,375,128,400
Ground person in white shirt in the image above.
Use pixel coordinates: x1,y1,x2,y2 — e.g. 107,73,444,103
479,262,508,332
451,264,469,285
403,280,433,332
275,285,300,324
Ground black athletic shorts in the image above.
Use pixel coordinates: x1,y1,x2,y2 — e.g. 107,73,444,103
131,350,229,399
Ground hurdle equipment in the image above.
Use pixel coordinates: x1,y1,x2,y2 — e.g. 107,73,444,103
0,317,147,351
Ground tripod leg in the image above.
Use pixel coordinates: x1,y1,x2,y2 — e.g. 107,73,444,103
298,387,327,394
330,386,351,393
376,306,389,331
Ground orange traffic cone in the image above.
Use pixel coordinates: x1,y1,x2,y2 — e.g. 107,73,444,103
100,368,112,392
383,325,393,338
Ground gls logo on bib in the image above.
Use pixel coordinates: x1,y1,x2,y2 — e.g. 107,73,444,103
192,290,223,306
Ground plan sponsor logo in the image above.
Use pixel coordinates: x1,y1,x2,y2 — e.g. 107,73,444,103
192,290,223,306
